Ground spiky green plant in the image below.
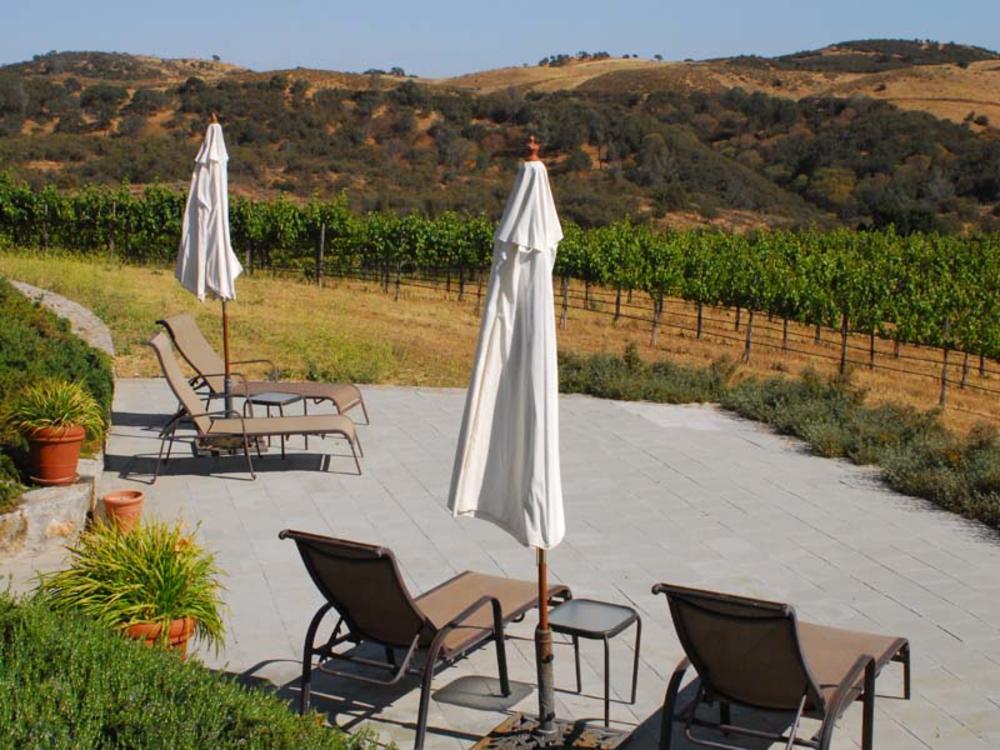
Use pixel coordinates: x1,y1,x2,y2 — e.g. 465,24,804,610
37,521,225,652
4,378,106,439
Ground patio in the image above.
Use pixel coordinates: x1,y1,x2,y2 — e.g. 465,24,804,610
19,377,1000,749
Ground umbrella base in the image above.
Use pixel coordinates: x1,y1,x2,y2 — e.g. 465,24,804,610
471,713,627,750
196,436,269,456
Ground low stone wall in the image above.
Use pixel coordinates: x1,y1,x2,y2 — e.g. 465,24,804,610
0,283,114,560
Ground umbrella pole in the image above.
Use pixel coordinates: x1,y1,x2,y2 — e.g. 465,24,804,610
535,546,556,741
222,299,233,414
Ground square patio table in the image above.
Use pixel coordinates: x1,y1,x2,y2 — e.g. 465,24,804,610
548,598,642,727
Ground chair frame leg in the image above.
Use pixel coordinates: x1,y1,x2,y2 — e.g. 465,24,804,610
299,603,335,714
660,657,690,750
241,433,256,479
153,416,182,483
415,635,447,750
861,660,876,750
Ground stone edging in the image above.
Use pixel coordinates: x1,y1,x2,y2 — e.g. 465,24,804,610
0,282,115,559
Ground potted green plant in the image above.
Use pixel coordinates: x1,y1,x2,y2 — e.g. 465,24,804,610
3,379,105,486
38,521,225,657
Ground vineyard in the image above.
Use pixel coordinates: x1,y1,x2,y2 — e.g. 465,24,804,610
2,177,1000,409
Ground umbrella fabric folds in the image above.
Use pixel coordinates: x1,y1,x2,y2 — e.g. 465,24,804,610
448,159,565,550
176,122,242,301
175,121,243,412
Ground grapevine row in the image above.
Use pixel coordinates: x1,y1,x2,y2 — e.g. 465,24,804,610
2,177,1000,364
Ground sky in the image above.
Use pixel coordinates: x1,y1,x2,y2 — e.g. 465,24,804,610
3,0,999,78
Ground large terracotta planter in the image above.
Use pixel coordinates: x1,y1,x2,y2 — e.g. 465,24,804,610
102,490,144,532
27,425,85,486
126,616,197,657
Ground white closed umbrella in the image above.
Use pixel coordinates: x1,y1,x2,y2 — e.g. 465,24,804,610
175,116,243,411
448,137,565,735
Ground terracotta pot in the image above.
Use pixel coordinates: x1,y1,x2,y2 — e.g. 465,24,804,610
27,425,85,486
126,616,197,657
102,490,144,532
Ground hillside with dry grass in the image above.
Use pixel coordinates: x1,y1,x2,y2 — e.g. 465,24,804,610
0,41,998,231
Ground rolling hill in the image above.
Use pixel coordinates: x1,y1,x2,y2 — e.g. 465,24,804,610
0,42,998,231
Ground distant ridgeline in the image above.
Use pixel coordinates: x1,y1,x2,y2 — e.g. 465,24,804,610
2,177,1000,362
0,46,998,231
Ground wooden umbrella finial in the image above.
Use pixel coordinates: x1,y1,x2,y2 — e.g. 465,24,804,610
527,134,540,161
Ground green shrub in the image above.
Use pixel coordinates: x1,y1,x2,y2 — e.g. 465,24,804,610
559,344,736,404
0,276,113,490
38,521,226,651
0,594,376,750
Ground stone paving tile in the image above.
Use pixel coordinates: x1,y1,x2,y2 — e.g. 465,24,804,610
6,378,1000,749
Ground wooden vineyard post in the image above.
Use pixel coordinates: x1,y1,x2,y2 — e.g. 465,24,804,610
476,269,484,315
245,241,253,275
109,200,116,257
961,352,969,389
839,312,849,374
782,317,789,350
559,276,569,329
940,317,950,406
697,302,704,339
735,305,741,331
815,322,822,344
741,309,754,363
458,266,465,302
395,261,402,301
650,294,663,346
894,338,901,359
869,330,876,370
980,353,986,377
614,285,622,325
316,222,325,288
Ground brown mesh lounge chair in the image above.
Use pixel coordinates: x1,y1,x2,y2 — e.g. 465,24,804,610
279,530,572,750
157,312,369,423
652,583,910,750
148,332,362,480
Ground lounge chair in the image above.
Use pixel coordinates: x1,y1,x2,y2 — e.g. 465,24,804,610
157,312,369,424
147,332,362,480
279,529,572,750
652,583,910,750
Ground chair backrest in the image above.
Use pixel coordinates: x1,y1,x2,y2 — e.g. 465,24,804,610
279,530,431,648
157,313,227,394
653,583,825,713
147,332,212,434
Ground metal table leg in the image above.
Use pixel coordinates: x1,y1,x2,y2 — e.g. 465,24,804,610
631,616,642,704
603,635,610,727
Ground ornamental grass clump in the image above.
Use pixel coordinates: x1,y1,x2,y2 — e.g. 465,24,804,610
38,521,225,652
3,378,106,439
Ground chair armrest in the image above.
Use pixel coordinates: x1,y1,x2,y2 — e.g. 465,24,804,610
197,370,250,391
437,595,497,632
825,654,874,716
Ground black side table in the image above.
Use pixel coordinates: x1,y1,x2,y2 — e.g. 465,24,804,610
242,391,305,455
548,598,642,726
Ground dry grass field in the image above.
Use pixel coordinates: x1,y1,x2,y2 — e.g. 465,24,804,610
440,55,1000,129
2,251,999,435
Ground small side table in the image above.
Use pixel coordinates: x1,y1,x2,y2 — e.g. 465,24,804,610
242,391,305,455
548,598,642,727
